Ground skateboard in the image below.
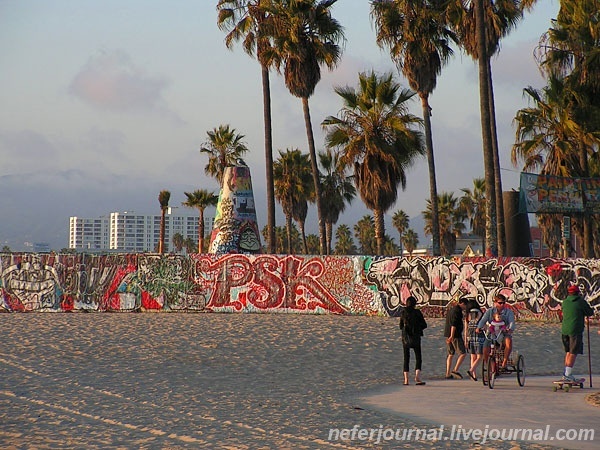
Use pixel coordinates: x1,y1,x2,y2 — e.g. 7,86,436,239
553,378,585,392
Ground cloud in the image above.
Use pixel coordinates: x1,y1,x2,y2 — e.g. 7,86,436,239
0,129,60,173
80,127,127,159
69,50,171,113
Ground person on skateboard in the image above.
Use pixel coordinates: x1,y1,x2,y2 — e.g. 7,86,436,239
560,284,594,382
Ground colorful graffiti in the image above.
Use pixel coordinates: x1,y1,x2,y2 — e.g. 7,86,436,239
209,165,262,254
1,253,599,319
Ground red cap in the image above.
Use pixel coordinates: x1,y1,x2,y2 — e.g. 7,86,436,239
568,285,580,294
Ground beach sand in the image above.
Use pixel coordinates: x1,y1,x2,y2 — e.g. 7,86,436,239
1,313,598,449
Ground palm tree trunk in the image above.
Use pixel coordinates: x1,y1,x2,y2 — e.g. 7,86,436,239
325,221,333,255
198,211,205,254
159,209,166,254
301,97,326,255
374,209,385,255
475,0,497,257
285,215,293,254
579,141,593,257
487,61,506,256
300,221,308,254
420,94,441,257
262,65,276,254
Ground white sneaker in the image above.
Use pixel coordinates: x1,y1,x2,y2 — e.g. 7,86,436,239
562,375,576,382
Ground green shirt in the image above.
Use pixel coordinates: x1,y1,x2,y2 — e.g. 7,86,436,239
561,294,594,335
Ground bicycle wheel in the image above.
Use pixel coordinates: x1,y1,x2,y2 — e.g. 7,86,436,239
487,358,497,389
481,359,488,385
517,354,526,387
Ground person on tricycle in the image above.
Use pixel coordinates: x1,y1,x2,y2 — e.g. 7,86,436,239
476,293,516,371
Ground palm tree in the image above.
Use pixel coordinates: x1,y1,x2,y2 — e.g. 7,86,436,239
292,197,310,254
423,192,461,256
183,237,196,254
305,234,320,254
392,209,409,255
172,232,184,253
535,0,600,257
447,0,537,256
273,148,313,254
158,190,171,254
200,124,249,185
217,0,277,253
319,148,356,254
264,0,345,254
334,224,357,255
322,71,425,254
459,177,486,251
182,189,219,253
402,228,419,257
354,215,377,255
371,0,458,258
512,76,598,257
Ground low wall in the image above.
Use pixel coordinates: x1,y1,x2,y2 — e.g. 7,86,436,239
1,253,598,319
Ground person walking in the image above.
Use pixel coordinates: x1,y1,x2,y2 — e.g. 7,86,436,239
465,299,484,381
560,284,594,382
444,297,468,379
399,296,428,385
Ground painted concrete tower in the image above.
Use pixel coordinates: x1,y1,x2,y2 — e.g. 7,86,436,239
208,164,262,254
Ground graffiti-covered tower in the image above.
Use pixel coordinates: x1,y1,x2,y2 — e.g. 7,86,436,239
208,164,262,254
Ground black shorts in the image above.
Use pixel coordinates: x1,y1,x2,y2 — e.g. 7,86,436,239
562,334,584,355
447,337,466,355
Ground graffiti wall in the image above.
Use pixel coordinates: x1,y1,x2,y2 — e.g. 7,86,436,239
1,253,599,319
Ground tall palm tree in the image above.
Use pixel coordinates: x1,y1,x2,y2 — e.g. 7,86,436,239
334,224,357,255
535,0,600,257
459,177,486,251
182,189,219,253
371,0,457,258
200,124,249,185
264,0,345,255
273,148,313,254
402,228,419,257
448,0,537,256
322,71,425,254
158,190,171,254
217,0,278,253
319,148,356,254
392,209,409,255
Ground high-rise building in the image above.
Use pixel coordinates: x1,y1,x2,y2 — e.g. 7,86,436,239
69,209,214,253
69,216,110,250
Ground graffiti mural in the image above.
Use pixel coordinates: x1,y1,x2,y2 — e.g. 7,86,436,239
209,165,262,254
1,253,599,319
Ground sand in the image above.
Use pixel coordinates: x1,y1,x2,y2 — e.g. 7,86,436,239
1,313,598,449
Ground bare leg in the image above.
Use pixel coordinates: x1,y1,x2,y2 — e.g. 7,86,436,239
502,337,513,367
470,353,483,373
446,354,454,377
454,353,466,372
565,352,577,368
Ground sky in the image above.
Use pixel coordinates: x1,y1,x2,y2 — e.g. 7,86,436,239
0,0,560,252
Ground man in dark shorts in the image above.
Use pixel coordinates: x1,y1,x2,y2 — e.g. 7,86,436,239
561,284,593,382
444,297,468,379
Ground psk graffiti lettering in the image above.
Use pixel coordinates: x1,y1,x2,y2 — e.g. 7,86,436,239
0,253,598,316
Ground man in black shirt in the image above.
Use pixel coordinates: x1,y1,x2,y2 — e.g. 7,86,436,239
444,297,468,379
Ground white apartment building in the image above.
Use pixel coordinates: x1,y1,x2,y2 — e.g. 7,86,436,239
69,216,110,250
69,209,214,253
